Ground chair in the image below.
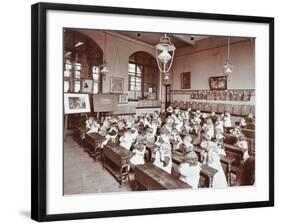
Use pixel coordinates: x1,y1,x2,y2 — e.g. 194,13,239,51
191,102,198,111
211,103,218,113
250,105,255,116
198,102,204,111
224,104,233,113
217,104,225,113
186,101,191,110
204,103,211,112
241,105,251,116
232,105,242,115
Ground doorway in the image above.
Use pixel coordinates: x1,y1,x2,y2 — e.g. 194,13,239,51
164,84,171,109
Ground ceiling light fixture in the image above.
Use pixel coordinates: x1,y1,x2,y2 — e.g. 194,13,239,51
155,34,176,75
100,32,109,76
223,37,233,80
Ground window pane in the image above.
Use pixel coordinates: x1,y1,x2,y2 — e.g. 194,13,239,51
65,63,72,70
128,63,135,73
93,82,99,94
64,81,70,92
64,70,71,77
75,63,81,70
130,76,136,82
75,70,81,78
135,83,141,91
92,73,99,80
74,81,80,92
136,65,142,74
92,66,99,74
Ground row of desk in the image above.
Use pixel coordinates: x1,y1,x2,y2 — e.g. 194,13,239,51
83,132,232,190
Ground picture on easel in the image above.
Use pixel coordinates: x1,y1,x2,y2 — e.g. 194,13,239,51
64,93,91,114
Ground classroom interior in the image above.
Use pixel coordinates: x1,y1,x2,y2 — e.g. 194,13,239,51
63,28,255,195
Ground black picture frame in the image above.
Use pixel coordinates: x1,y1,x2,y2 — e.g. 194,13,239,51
209,76,228,90
31,2,274,222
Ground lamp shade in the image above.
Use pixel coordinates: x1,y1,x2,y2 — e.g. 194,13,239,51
155,34,175,74
158,50,172,64
223,62,233,75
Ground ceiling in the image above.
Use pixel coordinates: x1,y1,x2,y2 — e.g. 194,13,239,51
116,31,209,48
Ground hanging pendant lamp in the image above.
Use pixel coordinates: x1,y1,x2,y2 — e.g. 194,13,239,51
155,34,176,75
100,32,109,75
223,37,234,80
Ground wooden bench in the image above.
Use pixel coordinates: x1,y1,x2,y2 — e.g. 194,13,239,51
103,142,133,187
84,132,106,161
241,128,255,156
173,146,234,186
134,163,191,190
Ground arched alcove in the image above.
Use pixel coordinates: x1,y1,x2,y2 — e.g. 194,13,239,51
128,51,159,100
63,29,103,93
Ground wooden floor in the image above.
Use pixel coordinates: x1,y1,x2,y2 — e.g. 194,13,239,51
63,136,132,195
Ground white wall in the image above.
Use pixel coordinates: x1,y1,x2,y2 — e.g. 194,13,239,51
1,1,280,224
172,38,255,90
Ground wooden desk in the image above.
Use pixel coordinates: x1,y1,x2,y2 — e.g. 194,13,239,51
200,164,218,188
224,143,247,162
84,133,105,161
146,143,159,162
220,155,235,185
241,128,255,156
175,145,235,185
103,143,133,187
172,152,218,188
224,133,237,145
73,126,86,146
134,163,191,190
241,128,255,138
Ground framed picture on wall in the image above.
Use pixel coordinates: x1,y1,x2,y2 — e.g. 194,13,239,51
31,2,274,222
110,77,124,93
81,79,93,93
209,76,228,90
181,72,191,89
118,93,129,104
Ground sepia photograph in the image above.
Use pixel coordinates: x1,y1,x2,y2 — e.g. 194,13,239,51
63,28,256,195
30,1,274,221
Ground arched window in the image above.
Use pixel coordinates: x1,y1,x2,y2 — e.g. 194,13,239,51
128,52,158,100
63,29,103,93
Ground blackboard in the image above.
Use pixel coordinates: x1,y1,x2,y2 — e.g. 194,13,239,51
93,94,118,112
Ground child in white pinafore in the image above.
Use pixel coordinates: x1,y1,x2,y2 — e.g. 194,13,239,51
206,144,228,188
85,117,100,134
153,140,172,174
178,151,201,189
119,130,134,151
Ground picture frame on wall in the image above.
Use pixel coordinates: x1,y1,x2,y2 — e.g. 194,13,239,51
31,2,274,222
209,76,228,90
181,72,191,89
118,93,129,104
110,77,124,93
81,79,93,93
